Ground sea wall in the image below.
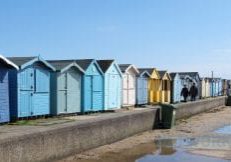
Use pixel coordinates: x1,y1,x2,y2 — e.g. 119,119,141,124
0,108,159,162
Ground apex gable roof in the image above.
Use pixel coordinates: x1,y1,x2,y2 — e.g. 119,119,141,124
75,59,94,71
97,60,114,73
8,56,55,71
7,57,37,66
0,55,19,70
137,68,151,77
48,60,84,73
119,64,139,74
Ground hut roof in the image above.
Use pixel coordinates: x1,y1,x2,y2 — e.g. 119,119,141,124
137,68,151,77
97,60,114,73
118,64,131,73
158,70,167,79
7,57,37,66
169,73,178,79
8,56,55,71
48,60,75,71
75,59,94,71
119,64,139,74
47,60,84,73
0,55,19,69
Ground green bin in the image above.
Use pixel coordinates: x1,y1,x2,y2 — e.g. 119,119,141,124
160,104,176,129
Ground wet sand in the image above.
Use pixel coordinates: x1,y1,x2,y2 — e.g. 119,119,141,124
57,106,231,162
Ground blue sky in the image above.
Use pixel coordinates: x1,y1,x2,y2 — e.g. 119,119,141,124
0,0,231,78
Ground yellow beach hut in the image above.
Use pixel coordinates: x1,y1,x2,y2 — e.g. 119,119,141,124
158,71,172,103
141,68,161,104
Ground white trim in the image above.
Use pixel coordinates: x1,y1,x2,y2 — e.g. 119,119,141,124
139,70,151,77
125,64,139,74
0,54,19,70
60,62,85,73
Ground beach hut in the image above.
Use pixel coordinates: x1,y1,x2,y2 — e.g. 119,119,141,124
8,56,55,119
0,55,18,123
227,80,231,96
136,69,151,105
97,60,122,110
178,72,201,99
215,78,220,96
209,78,220,97
200,78,210,98
119,64,139,107
48,60,84,115
222,79,228,96
217,78,223,96
170,73,182,103
76,59,104,112
158,71,172,103
145,68,161,104
209,78,216,97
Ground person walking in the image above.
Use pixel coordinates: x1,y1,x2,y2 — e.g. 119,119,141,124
190,83,198,101
181,85,189,102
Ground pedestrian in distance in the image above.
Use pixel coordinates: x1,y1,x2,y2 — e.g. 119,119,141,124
181,85,189,102
189,83,198,101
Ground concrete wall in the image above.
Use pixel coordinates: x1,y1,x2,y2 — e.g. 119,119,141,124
174,96,227,120
0,108,158,162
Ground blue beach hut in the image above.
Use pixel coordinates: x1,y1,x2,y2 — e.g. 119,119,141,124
136,69,150,105
209,79,214,97
48,60,84,115
209,78,217,97
97,60,122,110
218,78,223,96
8,56,55,119
76,59,104,112
170,73,182,103
214,79,219,96
0,55,18,123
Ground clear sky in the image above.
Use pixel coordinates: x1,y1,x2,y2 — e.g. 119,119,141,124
0,0,231,78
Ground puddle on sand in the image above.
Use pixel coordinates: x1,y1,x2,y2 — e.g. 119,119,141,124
137,150,229,162
71,138,229,162
141,138,230,162
215,125,231,134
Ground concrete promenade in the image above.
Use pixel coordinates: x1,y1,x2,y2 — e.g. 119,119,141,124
0,96,227,162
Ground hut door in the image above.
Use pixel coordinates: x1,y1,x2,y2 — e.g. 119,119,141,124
58,73,67,113
66,69,81,113
128,74,135,105
137,77,148,104
122,74,128,105
176,79,181,102
92,75,103,111
18,68,34,117
109,74,118,108
137,78,142,103
33,68,50,115
0,68,9,122
85,76,93,110
143,78,148,103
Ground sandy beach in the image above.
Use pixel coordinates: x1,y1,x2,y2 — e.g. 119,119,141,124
56,106,231,162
